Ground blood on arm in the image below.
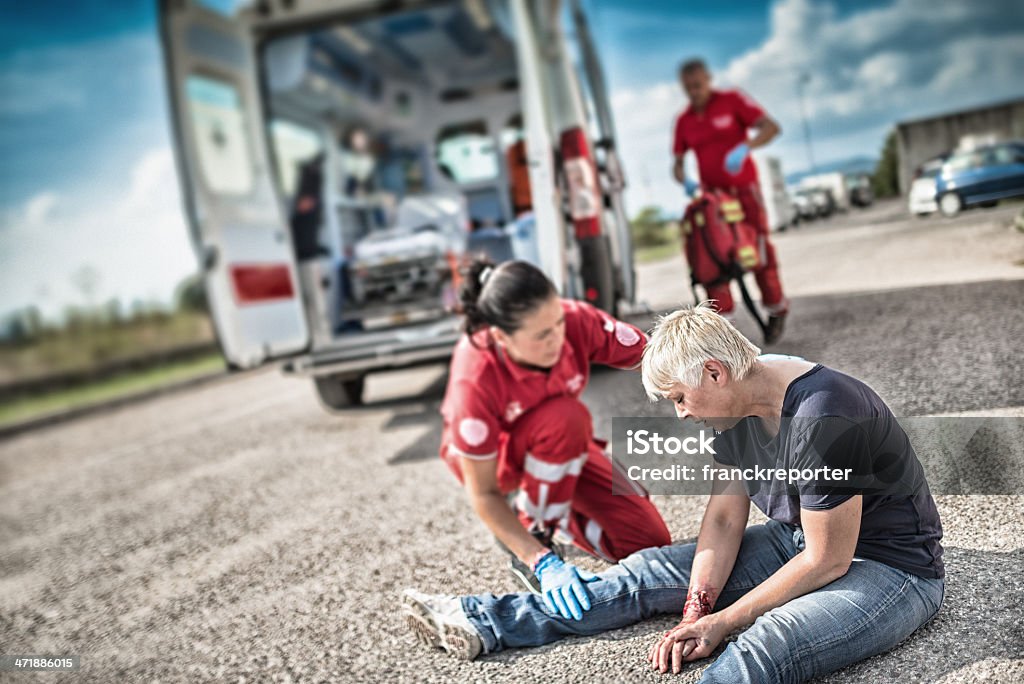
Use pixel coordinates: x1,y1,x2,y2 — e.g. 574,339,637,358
683,586,719,622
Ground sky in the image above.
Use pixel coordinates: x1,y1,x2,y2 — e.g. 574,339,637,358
1,0,1023,322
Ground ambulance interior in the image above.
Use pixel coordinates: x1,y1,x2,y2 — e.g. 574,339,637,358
259,1,539,341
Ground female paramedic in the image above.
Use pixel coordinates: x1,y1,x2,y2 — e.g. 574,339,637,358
438,257,672,621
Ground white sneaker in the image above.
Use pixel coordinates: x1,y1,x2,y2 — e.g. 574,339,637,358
402,589,483,660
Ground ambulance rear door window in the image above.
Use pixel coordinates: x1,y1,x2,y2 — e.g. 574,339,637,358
185,74,254,195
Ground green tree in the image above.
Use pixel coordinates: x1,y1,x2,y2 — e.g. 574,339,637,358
631,206,670,248
3,306,44,344
174,273,209,313
872,129,900,198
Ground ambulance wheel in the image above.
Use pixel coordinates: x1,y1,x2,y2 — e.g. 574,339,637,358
578,234,618,316
939,192,962,217
314,373,365,411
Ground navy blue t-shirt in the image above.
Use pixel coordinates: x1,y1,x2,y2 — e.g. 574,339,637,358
714,363,944,579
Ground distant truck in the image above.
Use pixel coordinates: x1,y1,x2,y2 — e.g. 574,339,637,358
799,172,851,212
158,0,637,410
754,155,796,231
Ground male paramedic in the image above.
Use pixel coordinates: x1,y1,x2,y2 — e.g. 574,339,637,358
403,303,944,683
672,58,789,343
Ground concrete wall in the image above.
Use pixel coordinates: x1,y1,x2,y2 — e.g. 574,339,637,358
895,99,1024,194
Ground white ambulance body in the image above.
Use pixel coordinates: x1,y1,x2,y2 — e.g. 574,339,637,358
159,0,636,410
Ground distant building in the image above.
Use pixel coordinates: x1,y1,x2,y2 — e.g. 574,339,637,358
895,98,1024,195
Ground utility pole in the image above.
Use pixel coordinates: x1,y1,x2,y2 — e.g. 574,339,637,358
797,73,817,175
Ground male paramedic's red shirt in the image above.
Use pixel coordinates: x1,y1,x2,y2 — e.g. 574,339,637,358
672,89,766,189
440,299,646,461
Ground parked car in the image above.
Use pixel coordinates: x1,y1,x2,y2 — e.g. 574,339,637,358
790,191,816,222
908,155,948,216
799,173,849,211
793,187,833,219
935,142,1024,217
846,173,874,207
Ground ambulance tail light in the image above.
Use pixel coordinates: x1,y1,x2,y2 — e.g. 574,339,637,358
229,264,295,305
560,126,602,239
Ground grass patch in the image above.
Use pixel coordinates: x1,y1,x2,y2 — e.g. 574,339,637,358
635,238,683,264
0,353,226,429
631,210,684,264
0,311,214,385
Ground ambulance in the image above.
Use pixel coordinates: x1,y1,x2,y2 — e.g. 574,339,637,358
159,0,636,410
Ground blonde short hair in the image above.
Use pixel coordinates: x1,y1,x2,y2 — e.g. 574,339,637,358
642,302,761,400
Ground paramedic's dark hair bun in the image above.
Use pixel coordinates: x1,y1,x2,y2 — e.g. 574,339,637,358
459,257,557,338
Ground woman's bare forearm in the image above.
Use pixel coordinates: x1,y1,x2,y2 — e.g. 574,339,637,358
683,513,745,621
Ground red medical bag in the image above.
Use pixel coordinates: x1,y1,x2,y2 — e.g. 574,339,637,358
680,189,762,286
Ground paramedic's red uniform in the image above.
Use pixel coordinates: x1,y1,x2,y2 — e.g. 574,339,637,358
440,300,671,561
673,89,788,315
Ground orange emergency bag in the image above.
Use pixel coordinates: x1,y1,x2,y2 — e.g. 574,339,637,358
680,189,763,287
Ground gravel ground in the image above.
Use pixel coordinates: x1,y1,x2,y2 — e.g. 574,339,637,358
1,201,1023,682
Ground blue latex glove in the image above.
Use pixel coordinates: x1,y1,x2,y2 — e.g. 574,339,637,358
683,177,700,197
724,142,750,175
534,552,598,621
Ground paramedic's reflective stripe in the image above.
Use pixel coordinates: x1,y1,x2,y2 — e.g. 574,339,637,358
447,445,498,461
585,519,613,562
720,198,744,223
516,489,571,523
523,452,588,482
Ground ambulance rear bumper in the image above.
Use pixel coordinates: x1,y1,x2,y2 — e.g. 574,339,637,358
280,317,461,378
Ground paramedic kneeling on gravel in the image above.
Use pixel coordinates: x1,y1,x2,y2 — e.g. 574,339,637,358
437,258,671,620
405,304,944,683
672,58,789,343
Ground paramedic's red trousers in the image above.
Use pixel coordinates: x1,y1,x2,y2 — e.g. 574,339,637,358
704,183,788,316
444,397,671,562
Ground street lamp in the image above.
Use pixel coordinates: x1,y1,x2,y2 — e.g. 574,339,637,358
796,72,817,175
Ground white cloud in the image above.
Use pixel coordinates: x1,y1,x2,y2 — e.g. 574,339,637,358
718,0,1024,125
0,148,198,321
23,191,60,227
611,0,1024,215
930,34,1024,94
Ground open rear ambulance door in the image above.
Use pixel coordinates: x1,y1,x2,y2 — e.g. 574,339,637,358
159,1,309,369
509,0,569,296
568,0,636,305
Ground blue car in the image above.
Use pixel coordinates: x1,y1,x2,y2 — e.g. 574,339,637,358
934,141,1024,216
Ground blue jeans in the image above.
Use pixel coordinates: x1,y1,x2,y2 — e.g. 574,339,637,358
462,520,944,683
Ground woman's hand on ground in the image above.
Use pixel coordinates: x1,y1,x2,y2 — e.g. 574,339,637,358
648,614,730,674
648,629,698,675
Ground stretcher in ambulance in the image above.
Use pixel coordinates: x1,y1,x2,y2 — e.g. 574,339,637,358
159,0,636,410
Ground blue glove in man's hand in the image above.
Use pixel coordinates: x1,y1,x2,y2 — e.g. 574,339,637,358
724,142,750,175
534,552,598,621
683,177,700,197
